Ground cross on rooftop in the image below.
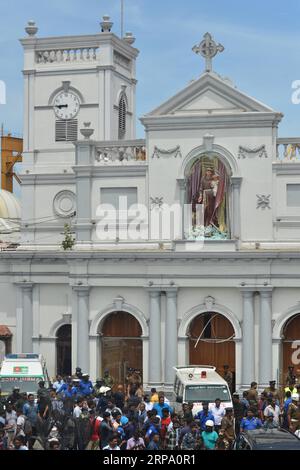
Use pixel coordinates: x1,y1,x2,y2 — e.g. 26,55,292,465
192,32,224,73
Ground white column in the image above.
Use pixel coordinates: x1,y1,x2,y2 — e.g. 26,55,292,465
165,288,178,385
259,288,273,388
241,289,255,388
73,286,90,373
15,283,34,353
148,289,162,386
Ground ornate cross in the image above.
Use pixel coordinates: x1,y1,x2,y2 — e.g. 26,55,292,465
192,33,224,73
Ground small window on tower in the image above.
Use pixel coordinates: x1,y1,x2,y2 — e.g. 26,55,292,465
55,119,78,142
118,95,126,140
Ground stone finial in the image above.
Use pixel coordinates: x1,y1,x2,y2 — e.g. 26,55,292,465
25,20,38,37
80,122,94,140
123,32,136,45
100,15,113,33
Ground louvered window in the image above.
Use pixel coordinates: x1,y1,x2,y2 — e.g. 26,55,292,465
55,119,78,142
118,95,126,139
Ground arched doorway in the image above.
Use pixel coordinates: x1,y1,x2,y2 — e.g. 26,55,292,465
100,312,142,387
185,154,231,240
282,314,300,383
56,324,72,376
189,312,236,390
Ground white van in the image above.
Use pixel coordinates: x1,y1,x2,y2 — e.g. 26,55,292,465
173,365,233,415
0,354,50,397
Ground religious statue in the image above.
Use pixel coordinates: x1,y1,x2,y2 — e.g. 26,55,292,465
197,168,219,227
186,156,229,240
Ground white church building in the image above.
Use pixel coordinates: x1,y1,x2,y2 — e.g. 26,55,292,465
1,18,300,391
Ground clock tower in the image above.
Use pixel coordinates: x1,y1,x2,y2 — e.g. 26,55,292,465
19,17,139,245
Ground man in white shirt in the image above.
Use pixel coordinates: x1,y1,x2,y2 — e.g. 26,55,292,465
103,435,120,451
73,399,83,418
263,398,281,427
52,375,65,391
210,399,225,432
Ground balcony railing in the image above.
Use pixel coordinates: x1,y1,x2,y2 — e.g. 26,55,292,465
95,139,146,164
36,47,99,64
277,138,300,161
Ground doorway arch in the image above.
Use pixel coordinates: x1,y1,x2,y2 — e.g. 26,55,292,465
99,311,143,387
282,313,300,382
188,312,236,390
56,324,72,376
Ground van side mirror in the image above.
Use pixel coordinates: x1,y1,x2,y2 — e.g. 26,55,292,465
176,396,183,403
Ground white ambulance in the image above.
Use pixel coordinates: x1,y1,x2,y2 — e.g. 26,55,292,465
173,365,233,415
0,354,50,397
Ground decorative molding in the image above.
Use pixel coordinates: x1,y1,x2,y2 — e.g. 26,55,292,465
113,295,125,311
152,145,182,159
203,134,215,152
238,145,268,159
150,197,164,209
53,190,76,218
256,194,271,210
204,296,215,311
114,51,131,70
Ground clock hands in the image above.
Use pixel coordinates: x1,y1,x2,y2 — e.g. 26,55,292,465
55,104,68,109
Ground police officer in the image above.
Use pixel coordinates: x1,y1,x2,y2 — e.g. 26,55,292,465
79,374,94,397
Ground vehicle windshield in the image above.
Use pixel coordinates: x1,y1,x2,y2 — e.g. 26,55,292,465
185,384,231,402
0,377,42,394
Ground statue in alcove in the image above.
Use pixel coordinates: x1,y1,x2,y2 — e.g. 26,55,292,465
186,155,230,240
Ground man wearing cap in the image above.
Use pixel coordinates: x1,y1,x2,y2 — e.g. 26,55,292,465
201,420,218,450
75,367,83,380
103,369,114,389
285,366,297,387
220,408,235,449
7,387,21,406
79,374,94,397
232,393,244,436
263,381,281,405
287,394,300,433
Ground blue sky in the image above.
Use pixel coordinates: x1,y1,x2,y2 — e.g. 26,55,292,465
1,0,300,139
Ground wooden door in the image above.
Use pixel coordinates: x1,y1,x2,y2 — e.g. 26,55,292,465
189,313,235,388
101,312,142,386
282,314,300,383
56,324,72,376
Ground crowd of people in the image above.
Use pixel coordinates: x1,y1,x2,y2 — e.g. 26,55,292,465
0,365,300,451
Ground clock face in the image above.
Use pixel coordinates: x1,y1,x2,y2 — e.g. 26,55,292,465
53,91,80,120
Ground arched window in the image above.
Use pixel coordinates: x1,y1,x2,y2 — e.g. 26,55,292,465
118,94,127,139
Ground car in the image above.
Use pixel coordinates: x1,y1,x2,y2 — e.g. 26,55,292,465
0,353,50,397
173,365,232,415
234,428,300,450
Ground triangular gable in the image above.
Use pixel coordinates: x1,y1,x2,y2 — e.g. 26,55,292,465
146,72,277,116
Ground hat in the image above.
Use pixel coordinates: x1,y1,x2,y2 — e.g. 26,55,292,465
292,394,299,401
99,386,111,394
82,373,89,377
120,416,129,426
13,386,20,390
205,420,214,427
73,378,80,383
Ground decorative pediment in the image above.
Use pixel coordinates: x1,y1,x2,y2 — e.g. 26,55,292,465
145,73,277,117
